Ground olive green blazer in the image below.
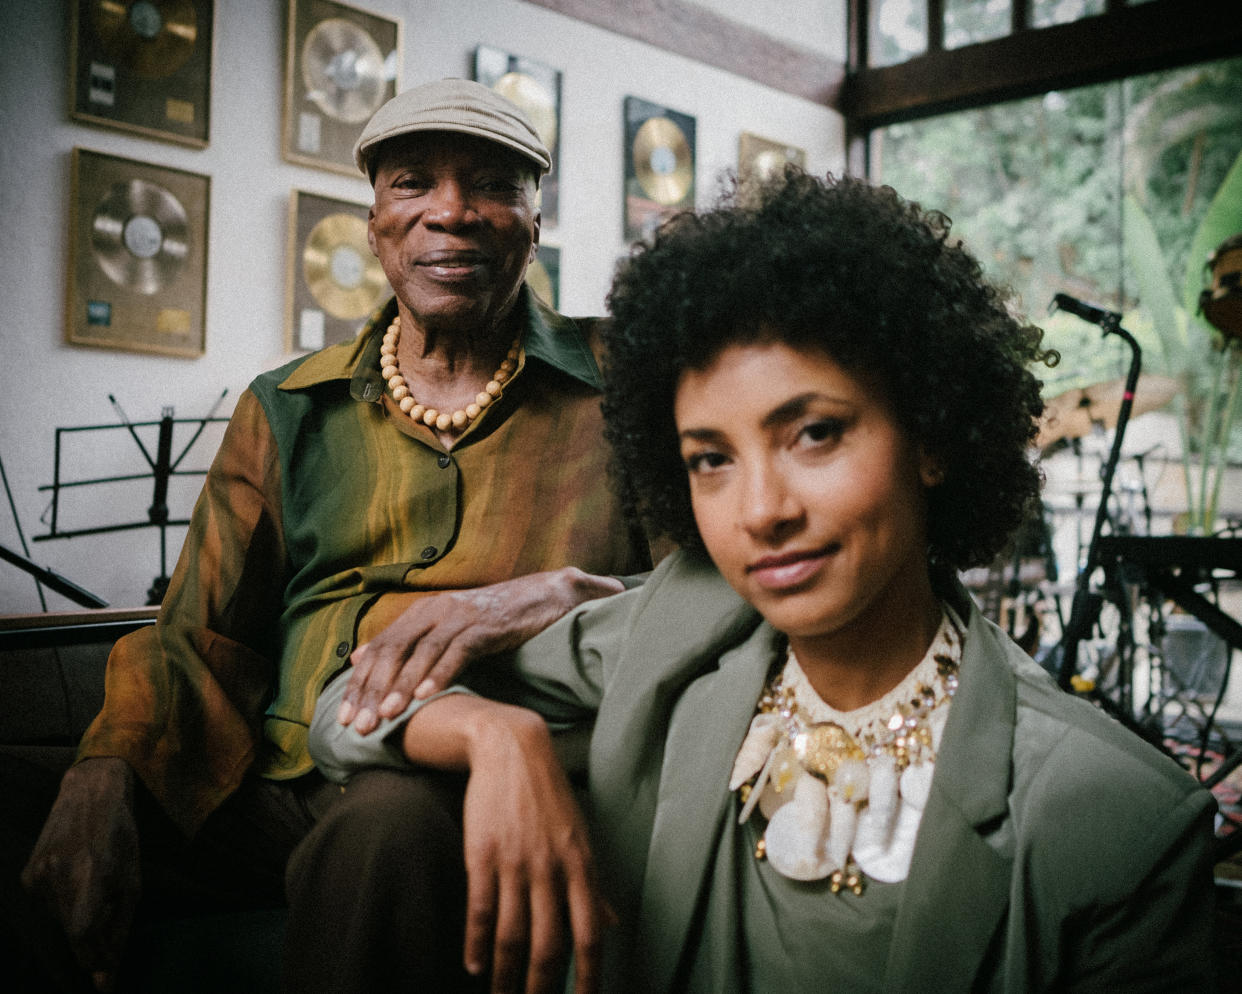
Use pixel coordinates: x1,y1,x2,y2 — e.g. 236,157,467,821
311,548,1217,992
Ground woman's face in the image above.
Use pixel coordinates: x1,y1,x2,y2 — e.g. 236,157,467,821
674,341,940,655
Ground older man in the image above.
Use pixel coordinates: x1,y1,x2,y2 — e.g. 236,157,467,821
12,79,647,993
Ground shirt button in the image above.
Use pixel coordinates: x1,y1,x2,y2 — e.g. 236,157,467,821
421,546,438,560
437,453,451,469
335,641,351,658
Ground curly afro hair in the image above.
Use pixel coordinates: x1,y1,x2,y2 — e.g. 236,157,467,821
602,170,1055,572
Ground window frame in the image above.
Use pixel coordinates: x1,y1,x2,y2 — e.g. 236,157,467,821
844,0,1242,172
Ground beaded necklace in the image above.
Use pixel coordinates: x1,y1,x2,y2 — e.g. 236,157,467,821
380,314,521,433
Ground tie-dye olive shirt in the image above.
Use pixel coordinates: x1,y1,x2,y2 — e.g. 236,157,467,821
78,289,651,833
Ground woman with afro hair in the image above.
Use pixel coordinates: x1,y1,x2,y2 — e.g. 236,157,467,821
311,172,1216,993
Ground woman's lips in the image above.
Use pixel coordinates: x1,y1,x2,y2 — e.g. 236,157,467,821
747,545,838,591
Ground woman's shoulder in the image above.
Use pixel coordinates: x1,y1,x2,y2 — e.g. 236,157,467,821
999,639,1215,896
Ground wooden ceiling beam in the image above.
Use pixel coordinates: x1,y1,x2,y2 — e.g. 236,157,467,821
520,0,846,107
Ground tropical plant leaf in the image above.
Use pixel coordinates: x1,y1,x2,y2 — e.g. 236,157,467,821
1123,192,1185,373
1181,148,1242,318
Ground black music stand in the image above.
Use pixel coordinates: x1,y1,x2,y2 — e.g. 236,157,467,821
34,393,229,605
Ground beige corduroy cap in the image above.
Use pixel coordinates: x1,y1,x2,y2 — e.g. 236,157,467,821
353,77,552,178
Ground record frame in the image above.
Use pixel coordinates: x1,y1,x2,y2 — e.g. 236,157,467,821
473,46,562,227
69,0,214,147
738,132,806,185
282,0,403,177
286,189,389,352
67,148,210,358
623,96,696,243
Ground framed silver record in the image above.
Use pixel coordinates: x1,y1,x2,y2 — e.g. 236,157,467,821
286,189,389,352
67,148,210,357
70,0,214,147
282,0,402,176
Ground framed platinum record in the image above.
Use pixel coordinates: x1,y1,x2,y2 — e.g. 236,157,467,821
67,147,210,358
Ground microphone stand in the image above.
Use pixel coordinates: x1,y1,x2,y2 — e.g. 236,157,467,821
1056,308,1143,691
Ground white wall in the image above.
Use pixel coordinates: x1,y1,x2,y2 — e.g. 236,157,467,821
0,0,845,611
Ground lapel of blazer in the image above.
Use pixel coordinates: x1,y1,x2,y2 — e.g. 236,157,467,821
585,550,763,985
634,621,778,991
883,597,1018,990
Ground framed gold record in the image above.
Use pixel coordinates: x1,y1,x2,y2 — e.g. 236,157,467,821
69,0,214,147
286,189,389,351
739,132,805,185
474,47,562,227
283,0,402,176
624,97,695,242
67,148,209,357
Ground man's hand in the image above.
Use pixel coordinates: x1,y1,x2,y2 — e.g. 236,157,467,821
21,757,141,993
337,568,623,734
403,698,609,994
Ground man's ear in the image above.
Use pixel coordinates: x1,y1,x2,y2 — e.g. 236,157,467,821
529,211,541,262
367,205,379,257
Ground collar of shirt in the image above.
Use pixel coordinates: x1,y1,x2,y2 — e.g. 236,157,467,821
275,284,604,402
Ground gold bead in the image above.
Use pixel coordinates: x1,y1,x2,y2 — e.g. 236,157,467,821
754,837,766,860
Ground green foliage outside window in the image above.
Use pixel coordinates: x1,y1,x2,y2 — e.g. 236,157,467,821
873,56,1242,529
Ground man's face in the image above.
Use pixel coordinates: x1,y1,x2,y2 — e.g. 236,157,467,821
368,131,540,338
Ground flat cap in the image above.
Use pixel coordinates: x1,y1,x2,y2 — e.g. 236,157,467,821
354,77,552,177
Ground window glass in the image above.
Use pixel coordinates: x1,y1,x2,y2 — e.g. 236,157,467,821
944,0,1011,49
871,57,1242,399
1031,0,1106,29
868,0,927,67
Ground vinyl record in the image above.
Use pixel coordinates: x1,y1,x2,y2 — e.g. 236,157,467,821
90,178,189,295
91,0,198,80
302,212,388,320
493,71,558,154
301,17,387,123
632,116,693,206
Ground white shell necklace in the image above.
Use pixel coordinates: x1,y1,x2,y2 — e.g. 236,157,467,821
730,608,964,893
